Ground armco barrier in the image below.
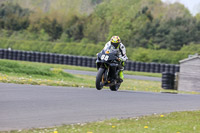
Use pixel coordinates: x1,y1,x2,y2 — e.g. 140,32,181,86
0,49,180,73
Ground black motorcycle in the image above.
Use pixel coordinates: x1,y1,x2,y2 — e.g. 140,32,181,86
96,46,122,91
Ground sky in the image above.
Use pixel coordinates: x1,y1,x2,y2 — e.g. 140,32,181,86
161,0,200,15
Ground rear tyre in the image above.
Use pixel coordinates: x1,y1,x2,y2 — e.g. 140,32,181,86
110,84,120,91
96,68,104,90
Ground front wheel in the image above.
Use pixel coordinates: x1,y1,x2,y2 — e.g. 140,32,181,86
110,84,121,91
96,68,105,90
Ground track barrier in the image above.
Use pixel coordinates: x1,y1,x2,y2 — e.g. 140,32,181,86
0,49,180,89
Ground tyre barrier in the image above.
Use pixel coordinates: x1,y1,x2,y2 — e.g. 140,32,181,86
162,72,175,90
160,64,165,73
140,62,145,72
154,63,160,73
164,64,170,73
145,63,150,72
130,62,136,71
0,49,180,73
150,63,156,73
135,62,141,71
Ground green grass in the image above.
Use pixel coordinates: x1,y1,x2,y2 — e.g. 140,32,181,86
0,59,75,78
2,111,200,133
0,59,96,88
0,70,162,92
124,71,161,78
0,59,162,92
0,59,198,95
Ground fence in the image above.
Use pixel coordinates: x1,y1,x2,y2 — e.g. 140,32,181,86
0,49,180,73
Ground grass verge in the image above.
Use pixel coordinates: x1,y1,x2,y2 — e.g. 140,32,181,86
1,111,200,133
0,59,94,88
0,72,163,92
0,59,166,92
0,59,198,94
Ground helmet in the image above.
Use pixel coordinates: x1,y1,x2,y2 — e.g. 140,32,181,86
110,36,121,48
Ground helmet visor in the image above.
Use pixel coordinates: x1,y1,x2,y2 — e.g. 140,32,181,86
111,42,120,48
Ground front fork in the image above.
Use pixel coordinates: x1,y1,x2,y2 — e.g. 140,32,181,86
103,68,109,82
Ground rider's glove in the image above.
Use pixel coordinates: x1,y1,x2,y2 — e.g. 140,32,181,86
118,58,122,62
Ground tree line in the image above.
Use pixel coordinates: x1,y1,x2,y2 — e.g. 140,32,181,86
0,0,200,51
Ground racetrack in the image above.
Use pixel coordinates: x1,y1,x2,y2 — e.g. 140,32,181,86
1,83,200,131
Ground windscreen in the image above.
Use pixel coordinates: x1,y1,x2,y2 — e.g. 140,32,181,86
103,45,117,54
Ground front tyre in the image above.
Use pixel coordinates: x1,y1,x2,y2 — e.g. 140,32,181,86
96,68,105,90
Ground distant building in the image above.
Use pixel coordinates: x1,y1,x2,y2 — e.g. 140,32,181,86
178,55,200,91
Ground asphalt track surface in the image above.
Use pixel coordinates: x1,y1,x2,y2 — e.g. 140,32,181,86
1,83,200,131
63,69,161,81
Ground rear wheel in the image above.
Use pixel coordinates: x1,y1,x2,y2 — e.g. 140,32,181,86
96,68,105,90
110,84,120,91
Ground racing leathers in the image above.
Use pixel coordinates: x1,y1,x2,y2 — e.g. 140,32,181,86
103,41,128,80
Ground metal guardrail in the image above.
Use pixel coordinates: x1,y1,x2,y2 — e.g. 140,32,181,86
0,49,180,73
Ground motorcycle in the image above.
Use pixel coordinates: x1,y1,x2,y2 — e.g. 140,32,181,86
96,45,123,91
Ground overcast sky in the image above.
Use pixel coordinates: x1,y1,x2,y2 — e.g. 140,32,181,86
162,0,200,15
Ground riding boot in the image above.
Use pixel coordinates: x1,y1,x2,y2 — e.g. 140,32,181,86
119,70,124,83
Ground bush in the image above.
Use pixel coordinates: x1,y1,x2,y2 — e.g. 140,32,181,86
128,47,192,64
0,29,51,41
0,37,102,56
181,44,200,53
0,3,30,31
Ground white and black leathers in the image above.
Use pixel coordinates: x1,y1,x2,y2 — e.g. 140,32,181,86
103,41,128,62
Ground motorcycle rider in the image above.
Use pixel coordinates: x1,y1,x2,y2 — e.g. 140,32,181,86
102,36,128,82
